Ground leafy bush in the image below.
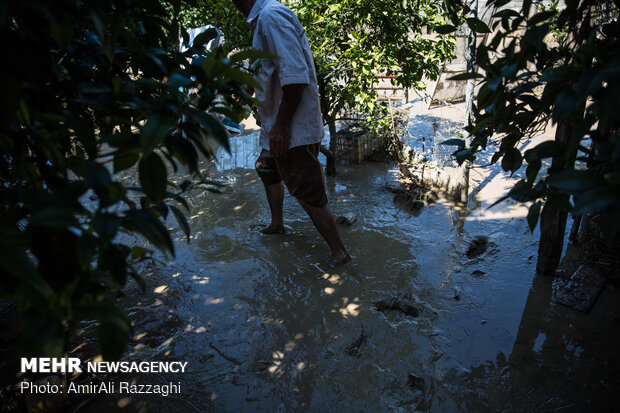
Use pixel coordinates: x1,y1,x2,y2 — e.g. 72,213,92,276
442,0,620,273
168,0,251,52
0,0,258,359
290,0,456,171
174,0,457,173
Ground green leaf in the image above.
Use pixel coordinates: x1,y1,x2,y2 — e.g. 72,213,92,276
573,189,620,216
82,160,111,187
99,182,126,208
552,89,580,122
469,116,493,136
491,0,511,7
183,123,213,159
221,66,262,90
524,141,565,162
540,67,575,83
500,63,518,79
502,148,523,172
528,11,556,26
449,72,484,80
190,112,230,152
170,205,191,243
0,239,56,302
99,244,130,286
508,180,537,202
229,48,275,63
435,24,458,34
548,169,607,193
139,152,167,204
166,136,198,172
167,73,194,88
79,301,131,361
516,94,540,109
103,132,139,148
454,148,475,164
140,115,176,155
122,209,174,255
493,8,520,19
130,246,152,260
113,150,140,173
526,159,541,182
94,213,120,243
488,194,510,209
192,27,218,49
29,207,77,228
527,202,542,232
174,196,191,212
466,17,491,33
523,23,549,50
487,76,502,91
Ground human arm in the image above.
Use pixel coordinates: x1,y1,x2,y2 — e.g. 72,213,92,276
269,83,306,156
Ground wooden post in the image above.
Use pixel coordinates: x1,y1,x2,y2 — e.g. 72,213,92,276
536,121,575,276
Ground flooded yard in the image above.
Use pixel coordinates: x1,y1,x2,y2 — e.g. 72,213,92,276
79,131,620,412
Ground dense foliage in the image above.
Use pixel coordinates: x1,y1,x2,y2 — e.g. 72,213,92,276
0,0,258,358
168,0,251,52
289,0,456,172
174,0,456,173
442,0,620,273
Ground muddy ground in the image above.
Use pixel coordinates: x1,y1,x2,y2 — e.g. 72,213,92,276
58,144,620,412
3,101,620,412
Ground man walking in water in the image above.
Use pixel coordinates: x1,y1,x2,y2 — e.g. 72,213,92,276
231,0,350,267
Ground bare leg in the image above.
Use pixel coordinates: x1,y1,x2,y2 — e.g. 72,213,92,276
298,199,350,265
261,182,285,234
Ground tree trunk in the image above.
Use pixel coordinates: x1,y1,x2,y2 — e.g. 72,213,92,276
536,199,570,276
325,120,338,176
536,121,575,276
460,0,478,205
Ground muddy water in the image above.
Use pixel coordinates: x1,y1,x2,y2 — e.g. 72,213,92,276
92,133,620,412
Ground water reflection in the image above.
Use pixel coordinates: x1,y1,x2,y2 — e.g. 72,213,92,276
448,275,620,411
75,155,620,412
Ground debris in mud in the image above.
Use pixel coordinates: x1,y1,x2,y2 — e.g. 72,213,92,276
209,340,242,366
344,324,369,357
551,264,606,313
388,175,439,215
385,180,406,193
451,286,462,300
336,212,357,226
466,236,489,258
393,192,425,215
373,296,419,317
407,374,425,390
249,223,291,234
471,270,486,277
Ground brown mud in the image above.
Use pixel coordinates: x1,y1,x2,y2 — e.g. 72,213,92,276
82,132,620,411
3,131,620,412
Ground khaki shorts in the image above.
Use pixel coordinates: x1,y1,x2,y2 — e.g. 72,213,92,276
255,143,328,208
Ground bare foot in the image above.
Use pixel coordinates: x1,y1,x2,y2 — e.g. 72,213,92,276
259,224,285,234
327,253,352,268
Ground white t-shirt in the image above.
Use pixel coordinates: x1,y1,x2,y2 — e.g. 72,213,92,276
247,0,324,150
